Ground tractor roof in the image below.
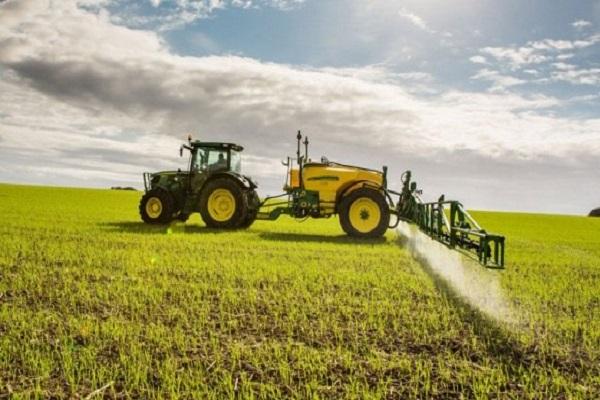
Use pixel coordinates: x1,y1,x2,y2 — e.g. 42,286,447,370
190,141,244,152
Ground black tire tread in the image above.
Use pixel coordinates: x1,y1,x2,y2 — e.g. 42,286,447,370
239,189,259,228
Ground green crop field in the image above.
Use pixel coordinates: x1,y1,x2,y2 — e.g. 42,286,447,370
0,184,598,399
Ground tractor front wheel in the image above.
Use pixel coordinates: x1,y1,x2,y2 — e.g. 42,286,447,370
339,188,390,238
139,189,175,224
200,178,247,229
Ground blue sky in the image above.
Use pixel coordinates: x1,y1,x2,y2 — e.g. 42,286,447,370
0,0,599,213
163,0,600,92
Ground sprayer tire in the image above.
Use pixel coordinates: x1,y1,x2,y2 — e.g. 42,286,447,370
339,188,390,238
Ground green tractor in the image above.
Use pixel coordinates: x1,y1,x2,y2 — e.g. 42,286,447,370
139,137,259,228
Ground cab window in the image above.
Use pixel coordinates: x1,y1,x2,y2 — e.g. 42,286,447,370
230,150,241,173
192,148,230,172
208,150,228,172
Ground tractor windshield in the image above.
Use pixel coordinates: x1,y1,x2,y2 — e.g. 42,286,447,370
230,150,242,173
191,148,241,173
207,151,227,172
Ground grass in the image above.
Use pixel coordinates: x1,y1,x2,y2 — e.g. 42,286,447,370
0,184,598,399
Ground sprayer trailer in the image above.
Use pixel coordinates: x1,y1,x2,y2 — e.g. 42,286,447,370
139,132,505,267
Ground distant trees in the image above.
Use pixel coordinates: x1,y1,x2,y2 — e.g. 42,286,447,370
111,186,136,191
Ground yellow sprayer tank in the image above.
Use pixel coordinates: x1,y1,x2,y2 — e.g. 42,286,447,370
301,163,383,213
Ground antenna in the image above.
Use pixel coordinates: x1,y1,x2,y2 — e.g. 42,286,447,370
296,130,302,166
303,136,309,162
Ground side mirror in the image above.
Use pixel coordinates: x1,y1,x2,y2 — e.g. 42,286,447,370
179,146,183,157
410,182,417,191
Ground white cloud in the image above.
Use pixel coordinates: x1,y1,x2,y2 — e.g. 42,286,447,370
469,55,487,64
551,67,600,85
102,0,306,31
552,62,576,71
317,65,434,86
568,93,600,103
556,53,575,60
571,19,592,30
267,0,305,10
480,46,549,69
529,36,600,51
478,34,600,70
471,68,526,91
398,8,434,33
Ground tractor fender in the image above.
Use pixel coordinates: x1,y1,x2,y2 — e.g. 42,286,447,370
335,180,384,211
200,171,256,193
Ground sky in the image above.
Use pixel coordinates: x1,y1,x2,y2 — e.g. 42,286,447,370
0,0,599,214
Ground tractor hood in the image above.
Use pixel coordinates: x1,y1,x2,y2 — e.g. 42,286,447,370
143,170,188,191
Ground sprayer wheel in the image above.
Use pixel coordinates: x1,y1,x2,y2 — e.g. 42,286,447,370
339,188,390,238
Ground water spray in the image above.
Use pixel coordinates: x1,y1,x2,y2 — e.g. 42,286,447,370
397,222,516,324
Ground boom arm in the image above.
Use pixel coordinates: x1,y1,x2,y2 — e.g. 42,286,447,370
392,171,505,268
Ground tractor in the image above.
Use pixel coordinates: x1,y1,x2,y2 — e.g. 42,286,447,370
139,138,260,228
140,132,505,267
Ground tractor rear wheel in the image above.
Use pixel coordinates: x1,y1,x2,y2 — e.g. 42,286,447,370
339,188,390,238
240,189,259,228
200,178,247,229
139,189,175,224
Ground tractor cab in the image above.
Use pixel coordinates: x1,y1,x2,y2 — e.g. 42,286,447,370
185,141,244,175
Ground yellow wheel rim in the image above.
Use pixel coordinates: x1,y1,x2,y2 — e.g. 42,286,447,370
349,197,381,233
145,197,163,219
207,188,236,222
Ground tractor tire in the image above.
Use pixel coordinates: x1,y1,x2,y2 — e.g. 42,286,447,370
200,178,247,229
139,189,175,224
239,189,259,228
338,188,390,238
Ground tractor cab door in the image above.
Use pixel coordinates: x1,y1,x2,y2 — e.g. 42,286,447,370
189,148,230,193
